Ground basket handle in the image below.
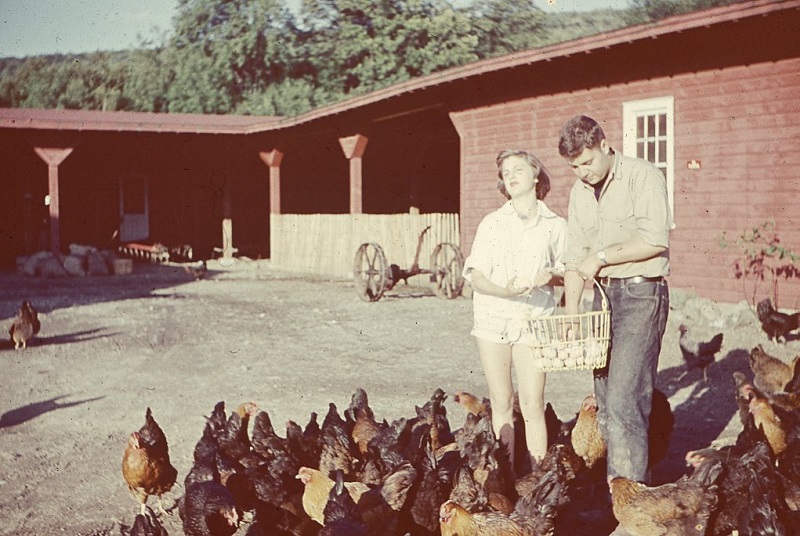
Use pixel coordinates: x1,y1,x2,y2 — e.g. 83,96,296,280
592,279,610,312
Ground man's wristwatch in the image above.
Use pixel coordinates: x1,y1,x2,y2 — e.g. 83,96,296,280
596,250,609,266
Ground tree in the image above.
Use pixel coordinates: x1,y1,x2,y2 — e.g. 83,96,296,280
297,0,477,99
466,0,549,58
168,0,298,113
625,0,748,24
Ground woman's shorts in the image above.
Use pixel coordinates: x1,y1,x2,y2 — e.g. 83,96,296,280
471,315,534,345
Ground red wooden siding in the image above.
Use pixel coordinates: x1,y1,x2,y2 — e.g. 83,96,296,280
456,56,800,306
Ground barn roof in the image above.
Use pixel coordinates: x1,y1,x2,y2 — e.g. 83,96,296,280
1,0,796,135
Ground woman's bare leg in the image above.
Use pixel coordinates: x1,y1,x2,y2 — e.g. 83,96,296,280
476,337,515,467
512,344,547,465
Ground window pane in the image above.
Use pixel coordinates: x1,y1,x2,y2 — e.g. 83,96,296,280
637,116,644,138
658,113,667,136
648,141,655,162
647,115,655,137
637,142,644,159
658,140,667,164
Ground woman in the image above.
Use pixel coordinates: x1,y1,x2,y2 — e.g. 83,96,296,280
462,149,567,472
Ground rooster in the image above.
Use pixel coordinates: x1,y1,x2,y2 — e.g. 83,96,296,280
757,298,800,343
8,300,41,350
678,324,723,382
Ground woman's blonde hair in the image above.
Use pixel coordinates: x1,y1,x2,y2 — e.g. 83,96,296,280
495,149,551,200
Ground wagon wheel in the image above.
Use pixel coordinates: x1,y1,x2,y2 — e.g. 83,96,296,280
430,242,465,299
353,243,389,302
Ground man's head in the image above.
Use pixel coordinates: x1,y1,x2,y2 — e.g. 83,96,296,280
558,114,614,186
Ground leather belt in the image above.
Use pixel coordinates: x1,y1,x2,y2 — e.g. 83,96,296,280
597,275,663,287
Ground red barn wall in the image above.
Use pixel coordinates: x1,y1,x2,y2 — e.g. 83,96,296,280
453,56,800,306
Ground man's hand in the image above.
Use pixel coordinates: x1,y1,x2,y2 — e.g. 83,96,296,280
576,254,603,281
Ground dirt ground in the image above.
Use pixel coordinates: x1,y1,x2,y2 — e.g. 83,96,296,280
1,258,798,536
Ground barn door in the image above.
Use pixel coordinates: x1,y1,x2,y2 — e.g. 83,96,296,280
119,174,149,241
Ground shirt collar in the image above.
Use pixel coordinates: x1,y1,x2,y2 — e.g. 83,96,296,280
500,199,559,219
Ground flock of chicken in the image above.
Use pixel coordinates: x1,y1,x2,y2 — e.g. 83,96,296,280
5,293,800,535
119,332,800,536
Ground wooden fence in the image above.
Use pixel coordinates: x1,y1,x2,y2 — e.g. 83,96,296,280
269,213,460,280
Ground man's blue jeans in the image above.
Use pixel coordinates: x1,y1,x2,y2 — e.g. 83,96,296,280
593,278,669,484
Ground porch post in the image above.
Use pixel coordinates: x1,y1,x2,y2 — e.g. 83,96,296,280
338,134,368,214
33,147,74,253
258,149,283,214
220,180,235,264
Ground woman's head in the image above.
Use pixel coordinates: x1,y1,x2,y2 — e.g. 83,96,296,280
496,150,551,200
557,114,606,160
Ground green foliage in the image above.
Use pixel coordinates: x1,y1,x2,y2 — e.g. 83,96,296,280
466,0,549,58
719,220,800,307
625,0,750,24
0,0,741,115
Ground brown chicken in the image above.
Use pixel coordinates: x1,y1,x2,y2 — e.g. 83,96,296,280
8,300,41,350
748,395,787,456
750,345,794,394
610,458,722,536
570,393,606,470
296,466,370,525
122,408,178,515
733,371,757,426
453,391,490,417
347,388,387,455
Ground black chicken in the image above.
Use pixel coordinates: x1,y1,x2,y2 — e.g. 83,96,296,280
180,480,240,536
757,298,800,343
319,470,369,536
678,324,724,382
129,505,168,536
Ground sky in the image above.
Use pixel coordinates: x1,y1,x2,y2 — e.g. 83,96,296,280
0,0,632,59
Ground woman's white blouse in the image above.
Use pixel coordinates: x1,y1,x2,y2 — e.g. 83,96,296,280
463,199,567,320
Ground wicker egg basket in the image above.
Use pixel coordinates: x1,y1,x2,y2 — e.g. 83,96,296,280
526,280,610,371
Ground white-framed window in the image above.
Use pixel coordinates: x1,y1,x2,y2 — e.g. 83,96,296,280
622,96,675,225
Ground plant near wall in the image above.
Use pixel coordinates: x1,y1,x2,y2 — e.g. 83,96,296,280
719,220,800,307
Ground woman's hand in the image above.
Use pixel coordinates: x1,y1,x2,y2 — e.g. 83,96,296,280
504,276,531,297
531,268,554,288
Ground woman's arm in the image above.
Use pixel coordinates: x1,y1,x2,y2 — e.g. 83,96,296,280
468,268,529,298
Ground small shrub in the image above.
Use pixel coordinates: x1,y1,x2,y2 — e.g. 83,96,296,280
719,220,800,307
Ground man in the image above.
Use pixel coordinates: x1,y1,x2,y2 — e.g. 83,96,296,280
558,114,671,487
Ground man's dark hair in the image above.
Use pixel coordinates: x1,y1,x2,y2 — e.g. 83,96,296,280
558,115,606,159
